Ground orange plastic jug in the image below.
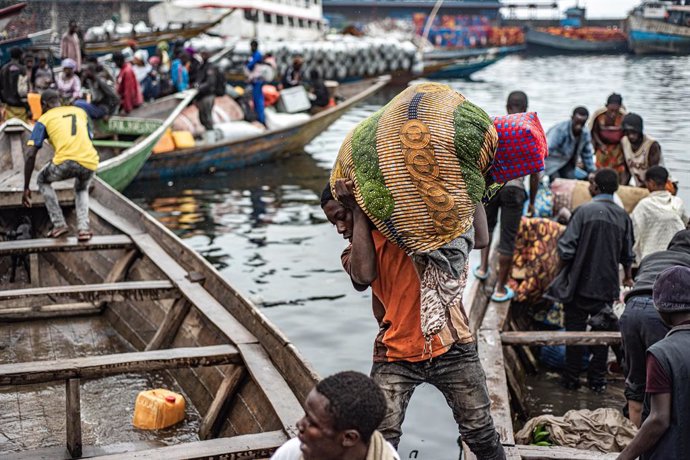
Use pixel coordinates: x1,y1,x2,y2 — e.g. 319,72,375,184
153,129,175,154
171,130,195,149
28,93,42,121
132,389,185,430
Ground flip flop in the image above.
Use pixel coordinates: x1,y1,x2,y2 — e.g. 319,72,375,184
491,286,515,302
46,226,68,238
77,230,93,242
473,265,489,281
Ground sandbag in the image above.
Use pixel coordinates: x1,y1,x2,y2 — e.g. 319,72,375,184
173,105,205,137
330,82,498,253
263,109,310,131
552,178,649,214
212,95,244,122
515,408,637,454
213,121,265,143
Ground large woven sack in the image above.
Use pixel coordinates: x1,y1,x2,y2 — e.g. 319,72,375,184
331,82,497,253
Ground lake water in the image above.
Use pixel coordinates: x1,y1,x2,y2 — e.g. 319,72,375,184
126,54,690,459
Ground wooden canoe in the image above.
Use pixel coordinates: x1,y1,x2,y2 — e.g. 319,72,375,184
525,29,628,53
96,90,196,191
136,76,391,181
462,252,621,460
0,122,317,458
83,10,235,58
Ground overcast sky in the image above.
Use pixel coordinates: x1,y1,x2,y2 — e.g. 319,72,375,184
501,0,640,19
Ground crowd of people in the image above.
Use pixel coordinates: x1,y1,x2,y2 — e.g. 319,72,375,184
279,90,688,460
0,23,331,133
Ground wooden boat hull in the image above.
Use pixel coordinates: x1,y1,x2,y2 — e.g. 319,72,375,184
626,14,690,55
0,2,26,33
421,55,503,79
0,29,52,65
0,123,318,458
526,29,628,52
136,76,390,181
96,91,197,191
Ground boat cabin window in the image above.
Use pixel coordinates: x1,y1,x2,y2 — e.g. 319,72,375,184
288,16,295,27
298,18,305,28
277,15,285,25
264,12,273,24
244,9,258,22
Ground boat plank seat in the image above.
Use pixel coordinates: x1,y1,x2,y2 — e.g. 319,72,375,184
0,302,102,321
0,280,178,303
501,331,621,346
0,344,240,386
89,430,288,460
0,234,133,256
517,444,619,459
89,201,305,434
92,139,136,149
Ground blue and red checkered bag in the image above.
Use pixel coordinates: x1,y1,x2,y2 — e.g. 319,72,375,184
490,112,547,184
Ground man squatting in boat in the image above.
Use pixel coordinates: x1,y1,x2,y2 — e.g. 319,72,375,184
22,89,99,241
320,179,506,460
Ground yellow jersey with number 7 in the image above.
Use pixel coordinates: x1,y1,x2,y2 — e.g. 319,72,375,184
27,106,99,171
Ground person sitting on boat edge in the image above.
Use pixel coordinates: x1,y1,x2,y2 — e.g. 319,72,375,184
621,113,665,189
591,93,627,183
544,106,596,183
476,90,539,302
631,166,688,264
617,266,690,460
619,229,690,428
271,371,399,460
22,90,99,241
545,168,634,393
56,59,81,105
321,182,506,460
281,55,304,90
308,69,330,113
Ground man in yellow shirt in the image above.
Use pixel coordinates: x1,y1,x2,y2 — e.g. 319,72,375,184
22,90,99,241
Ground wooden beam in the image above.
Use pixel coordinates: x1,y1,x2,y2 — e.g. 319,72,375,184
480,299,512,332
0,234,133,256
66,379,82,458
104,249,139,284
0,280,178,303
505,446,521,460
0,344,241,385
88,430,288,459
199,366,246,440
145,298,191,351
477,329,514,445
238,343,304,436
501,331,621,346
0,302,101,321
517,444,619,459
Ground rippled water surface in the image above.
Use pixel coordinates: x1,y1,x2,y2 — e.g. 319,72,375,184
126,54,690,459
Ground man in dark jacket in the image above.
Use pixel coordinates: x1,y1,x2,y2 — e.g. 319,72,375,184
0,47,28,122
618,266,690,460
194,49,225,131
546,168,635,392
74,64,120,119
619,229,690,427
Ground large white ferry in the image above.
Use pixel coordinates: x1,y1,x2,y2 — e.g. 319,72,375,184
149,0,325,41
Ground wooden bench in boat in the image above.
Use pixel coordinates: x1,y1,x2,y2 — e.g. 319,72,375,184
0,344,240,458
0,280,178,303
0,234,133,256
501,331,622,346
0,169,75,208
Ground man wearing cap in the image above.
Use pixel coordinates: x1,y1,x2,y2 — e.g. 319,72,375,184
620,230,690,427
617,266,690,460
621,112,663,187
22,90,99,241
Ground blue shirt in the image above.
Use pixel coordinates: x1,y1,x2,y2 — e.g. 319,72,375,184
246,50,263,71
171,59,189,92
592,194,614,202
544,119,596,177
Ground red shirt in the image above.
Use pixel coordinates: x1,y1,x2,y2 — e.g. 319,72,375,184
117,63,142,113
646,353,671,394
